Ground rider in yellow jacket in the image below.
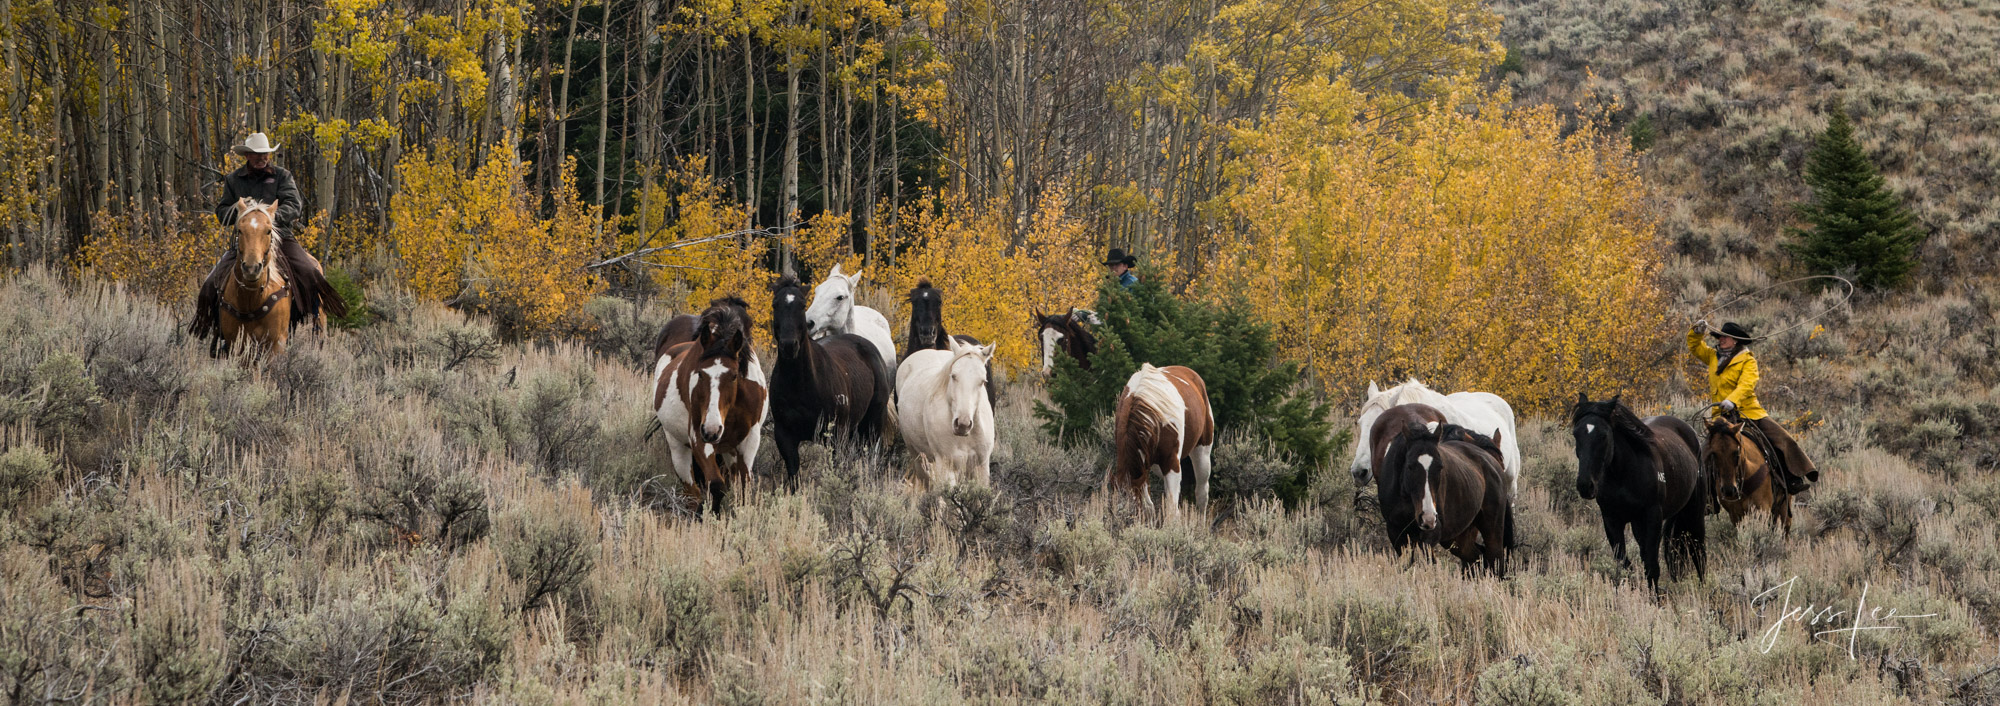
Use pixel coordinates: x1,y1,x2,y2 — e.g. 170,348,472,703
1689,321,1818,493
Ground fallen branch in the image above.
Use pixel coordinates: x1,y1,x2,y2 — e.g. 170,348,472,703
584,227,789,270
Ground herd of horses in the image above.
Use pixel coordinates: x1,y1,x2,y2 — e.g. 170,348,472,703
641,269,1796,591
205,206,1791,592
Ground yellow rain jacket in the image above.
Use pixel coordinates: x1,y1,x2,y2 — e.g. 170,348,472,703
1687,328,1768,420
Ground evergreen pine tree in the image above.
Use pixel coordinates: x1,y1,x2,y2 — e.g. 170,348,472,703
1785,104,1924,289
1034,277,1335,507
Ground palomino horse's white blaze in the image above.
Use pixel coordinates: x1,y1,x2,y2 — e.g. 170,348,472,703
1352,378,1522,494
896,338,996,490
1040,327,1065,374
804,263,897,380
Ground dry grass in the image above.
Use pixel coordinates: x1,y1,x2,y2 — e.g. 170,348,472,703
1495,0,2000,281
0,266,1995,704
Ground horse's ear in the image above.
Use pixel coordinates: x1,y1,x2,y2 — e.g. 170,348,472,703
846,267,865,285
1368,381,1381,397
978,343,996,361
1491,430,1504,447
1577,392,1589,406
827,263,845,279
1611,392,1622,405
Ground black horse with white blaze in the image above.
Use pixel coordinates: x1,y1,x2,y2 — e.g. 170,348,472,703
769,276,890,487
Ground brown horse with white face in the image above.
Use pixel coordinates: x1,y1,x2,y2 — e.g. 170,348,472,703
219,198,293,359
1705,416,1792,535
1108,364,1215,523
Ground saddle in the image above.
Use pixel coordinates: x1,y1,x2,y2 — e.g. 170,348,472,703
190,239,345,345
1704,411,1790,514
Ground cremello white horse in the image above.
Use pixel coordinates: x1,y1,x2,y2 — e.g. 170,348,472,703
1351,378,1520,494
896,337,996,490
806,263,898,381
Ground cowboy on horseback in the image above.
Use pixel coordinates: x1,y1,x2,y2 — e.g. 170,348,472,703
1689,321,1819,494
191,132,345,341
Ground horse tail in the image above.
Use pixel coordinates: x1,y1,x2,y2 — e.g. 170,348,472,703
1504,503,1518,550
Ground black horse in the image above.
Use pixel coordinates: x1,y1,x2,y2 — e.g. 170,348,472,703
1572,394,1707,591
906,279,994,406
770,276,890,486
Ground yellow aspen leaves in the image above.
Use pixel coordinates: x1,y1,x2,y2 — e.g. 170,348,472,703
1207,94,1670,414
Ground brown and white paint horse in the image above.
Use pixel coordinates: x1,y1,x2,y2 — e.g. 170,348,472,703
218,198,294,358
1108,363,1215,522
1705,416,1792,535
653,301,768,516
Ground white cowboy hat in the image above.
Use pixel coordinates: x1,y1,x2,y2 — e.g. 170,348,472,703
231,132,280,154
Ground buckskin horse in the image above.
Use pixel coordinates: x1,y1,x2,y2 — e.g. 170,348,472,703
1383,422,1512,576
1032,308,1100,375
1705,413,1793,536
1572,394,1707,591
1108,363,1215,523
770,276,891,487
217,199,293,359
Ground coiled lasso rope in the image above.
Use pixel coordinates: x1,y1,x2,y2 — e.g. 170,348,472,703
1693,274,1856,342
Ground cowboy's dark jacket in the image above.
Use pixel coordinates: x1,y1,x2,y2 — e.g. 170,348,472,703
215,165,304,233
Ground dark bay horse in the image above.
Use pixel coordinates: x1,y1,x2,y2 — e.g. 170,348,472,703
769,276,890,486
1366,403,1448,553
1572,394,1707,591
1383,423,1511,576
654,295,754,362
1033,308,1099,374
1706,416,1792,535
906,279,993,406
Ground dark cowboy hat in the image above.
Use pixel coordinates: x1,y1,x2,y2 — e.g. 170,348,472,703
1101,248,1138,267
1709,322,1755,343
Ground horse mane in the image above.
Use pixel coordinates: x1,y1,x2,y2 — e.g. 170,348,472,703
1436,423,1503,460
1361,378,1432,417
708,295,750,312
773,275,801,290
1573,398,1654,441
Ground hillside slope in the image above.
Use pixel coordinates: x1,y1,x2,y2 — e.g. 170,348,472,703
1496,0,2000,281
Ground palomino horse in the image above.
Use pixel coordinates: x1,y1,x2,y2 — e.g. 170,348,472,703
1367,403,1448,553
1108,363,1215,522
1033,308,1100,375
896,337,997,491
653,313,767,516
770,276,891,487
1572,394,1707,591
804,263,898,381
1705,415,1793,535
905,279,994,407
1353,379,1520,496
1383,422,1512,576
218,198,293,358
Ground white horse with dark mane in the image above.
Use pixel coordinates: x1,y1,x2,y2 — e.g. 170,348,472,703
1351,378,1520,494
806,263,898,381
896,337,997,490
